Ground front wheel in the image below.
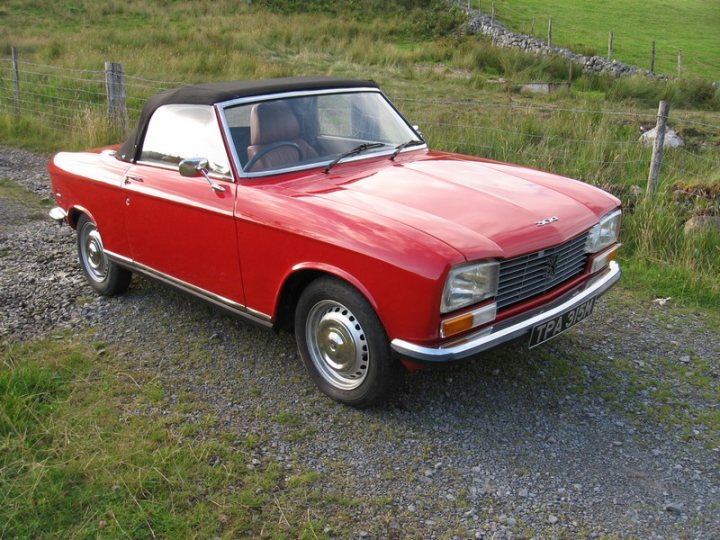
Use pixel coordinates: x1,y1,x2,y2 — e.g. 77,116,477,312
295,277,400,407
77,215,131,296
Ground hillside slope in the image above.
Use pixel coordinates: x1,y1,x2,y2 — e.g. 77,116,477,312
482,0,720,80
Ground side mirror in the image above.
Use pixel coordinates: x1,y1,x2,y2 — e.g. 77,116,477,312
179,158,210,178
178,158,225,193
412,124,424,138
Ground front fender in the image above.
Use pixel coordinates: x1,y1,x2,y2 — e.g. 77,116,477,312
285,262,382,314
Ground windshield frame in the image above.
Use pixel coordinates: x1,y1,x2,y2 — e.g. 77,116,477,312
217,87,426,179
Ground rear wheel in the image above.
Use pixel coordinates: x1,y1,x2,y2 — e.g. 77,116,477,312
295,277,400,407
77,215,131,296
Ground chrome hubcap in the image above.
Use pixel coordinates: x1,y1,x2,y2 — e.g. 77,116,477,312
80,223,108,282
306,300,369,390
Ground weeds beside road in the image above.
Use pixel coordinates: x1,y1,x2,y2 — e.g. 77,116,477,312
1,146,719,538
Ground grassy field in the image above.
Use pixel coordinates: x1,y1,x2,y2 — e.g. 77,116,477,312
0,337,336,538
478,0,720,81
0,0,718,306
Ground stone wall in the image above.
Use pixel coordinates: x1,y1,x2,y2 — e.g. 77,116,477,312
451,1,661,79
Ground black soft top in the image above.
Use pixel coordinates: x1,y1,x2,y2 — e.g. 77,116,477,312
117,76,379,163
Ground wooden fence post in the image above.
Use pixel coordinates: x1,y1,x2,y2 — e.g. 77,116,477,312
11,47,21,116
646,100,669,197
547,17,552,47
650,41,655,73
607,31,613,61
677,49,682,77
105,61,128,133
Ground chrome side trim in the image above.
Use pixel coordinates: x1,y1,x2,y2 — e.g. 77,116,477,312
391,261,621,362
105,250,273,327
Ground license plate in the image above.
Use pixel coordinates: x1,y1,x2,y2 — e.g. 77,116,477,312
528,297,595,348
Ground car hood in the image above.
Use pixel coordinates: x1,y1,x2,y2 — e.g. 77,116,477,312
287,152,620,260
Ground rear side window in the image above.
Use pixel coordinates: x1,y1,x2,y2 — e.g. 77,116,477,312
140,104,232,178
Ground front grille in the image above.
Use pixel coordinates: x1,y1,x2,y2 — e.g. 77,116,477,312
496,232,589,309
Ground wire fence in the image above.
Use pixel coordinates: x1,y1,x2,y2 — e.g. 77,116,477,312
0,57,176,131
393,94,719,190
0,56,717,190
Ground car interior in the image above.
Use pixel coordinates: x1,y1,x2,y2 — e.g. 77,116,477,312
225,93,398,175
245,101,319,172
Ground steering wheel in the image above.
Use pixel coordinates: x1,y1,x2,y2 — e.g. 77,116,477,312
244,141,303,172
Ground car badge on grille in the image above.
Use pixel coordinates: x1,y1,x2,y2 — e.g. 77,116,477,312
545,254,560,278
536,216,559,226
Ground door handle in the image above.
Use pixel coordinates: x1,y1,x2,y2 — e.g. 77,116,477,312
123,174,144,185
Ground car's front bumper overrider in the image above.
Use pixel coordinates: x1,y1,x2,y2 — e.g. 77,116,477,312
391,260,620,362
49,206,67,224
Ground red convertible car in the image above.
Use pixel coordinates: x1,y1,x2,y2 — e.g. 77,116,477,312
49,77,621,406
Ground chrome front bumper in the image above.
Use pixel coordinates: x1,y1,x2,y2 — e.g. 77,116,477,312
49,206,67,224
391,260,621,362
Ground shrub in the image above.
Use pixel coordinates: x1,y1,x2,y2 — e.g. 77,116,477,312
673,78,719,109
254,0,466,37
606,75,720,110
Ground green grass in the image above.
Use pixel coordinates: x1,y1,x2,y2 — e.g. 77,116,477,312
0,178,51,208
481,0,720,81
0,177,53,220
0,0,718,307
0,337,333,538
621,257,720,309
619,195,720,308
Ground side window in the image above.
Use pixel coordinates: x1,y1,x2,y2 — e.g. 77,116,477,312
140,104,232,178
223,105,252,165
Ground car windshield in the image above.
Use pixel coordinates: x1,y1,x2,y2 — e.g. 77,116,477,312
222,91,421,174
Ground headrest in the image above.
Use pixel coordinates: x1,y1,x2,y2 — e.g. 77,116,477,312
250,101,300,145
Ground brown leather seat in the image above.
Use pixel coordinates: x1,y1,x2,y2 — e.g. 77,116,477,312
246,101,317,172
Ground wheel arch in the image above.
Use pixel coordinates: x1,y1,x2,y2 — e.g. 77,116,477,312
67,205,94,229
274,263,381,333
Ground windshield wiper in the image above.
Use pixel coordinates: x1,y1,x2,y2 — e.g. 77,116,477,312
390,139,424,161
324,143,386,174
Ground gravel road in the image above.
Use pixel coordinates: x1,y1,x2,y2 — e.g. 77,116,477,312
1,146,718,539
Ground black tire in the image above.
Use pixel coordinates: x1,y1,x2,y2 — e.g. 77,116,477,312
76,214,131,296
294,276,400,407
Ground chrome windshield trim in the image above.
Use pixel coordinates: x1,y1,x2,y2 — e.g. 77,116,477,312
217,87,380,109
391,261,621,362
105,250,272,327
216,88,426,180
